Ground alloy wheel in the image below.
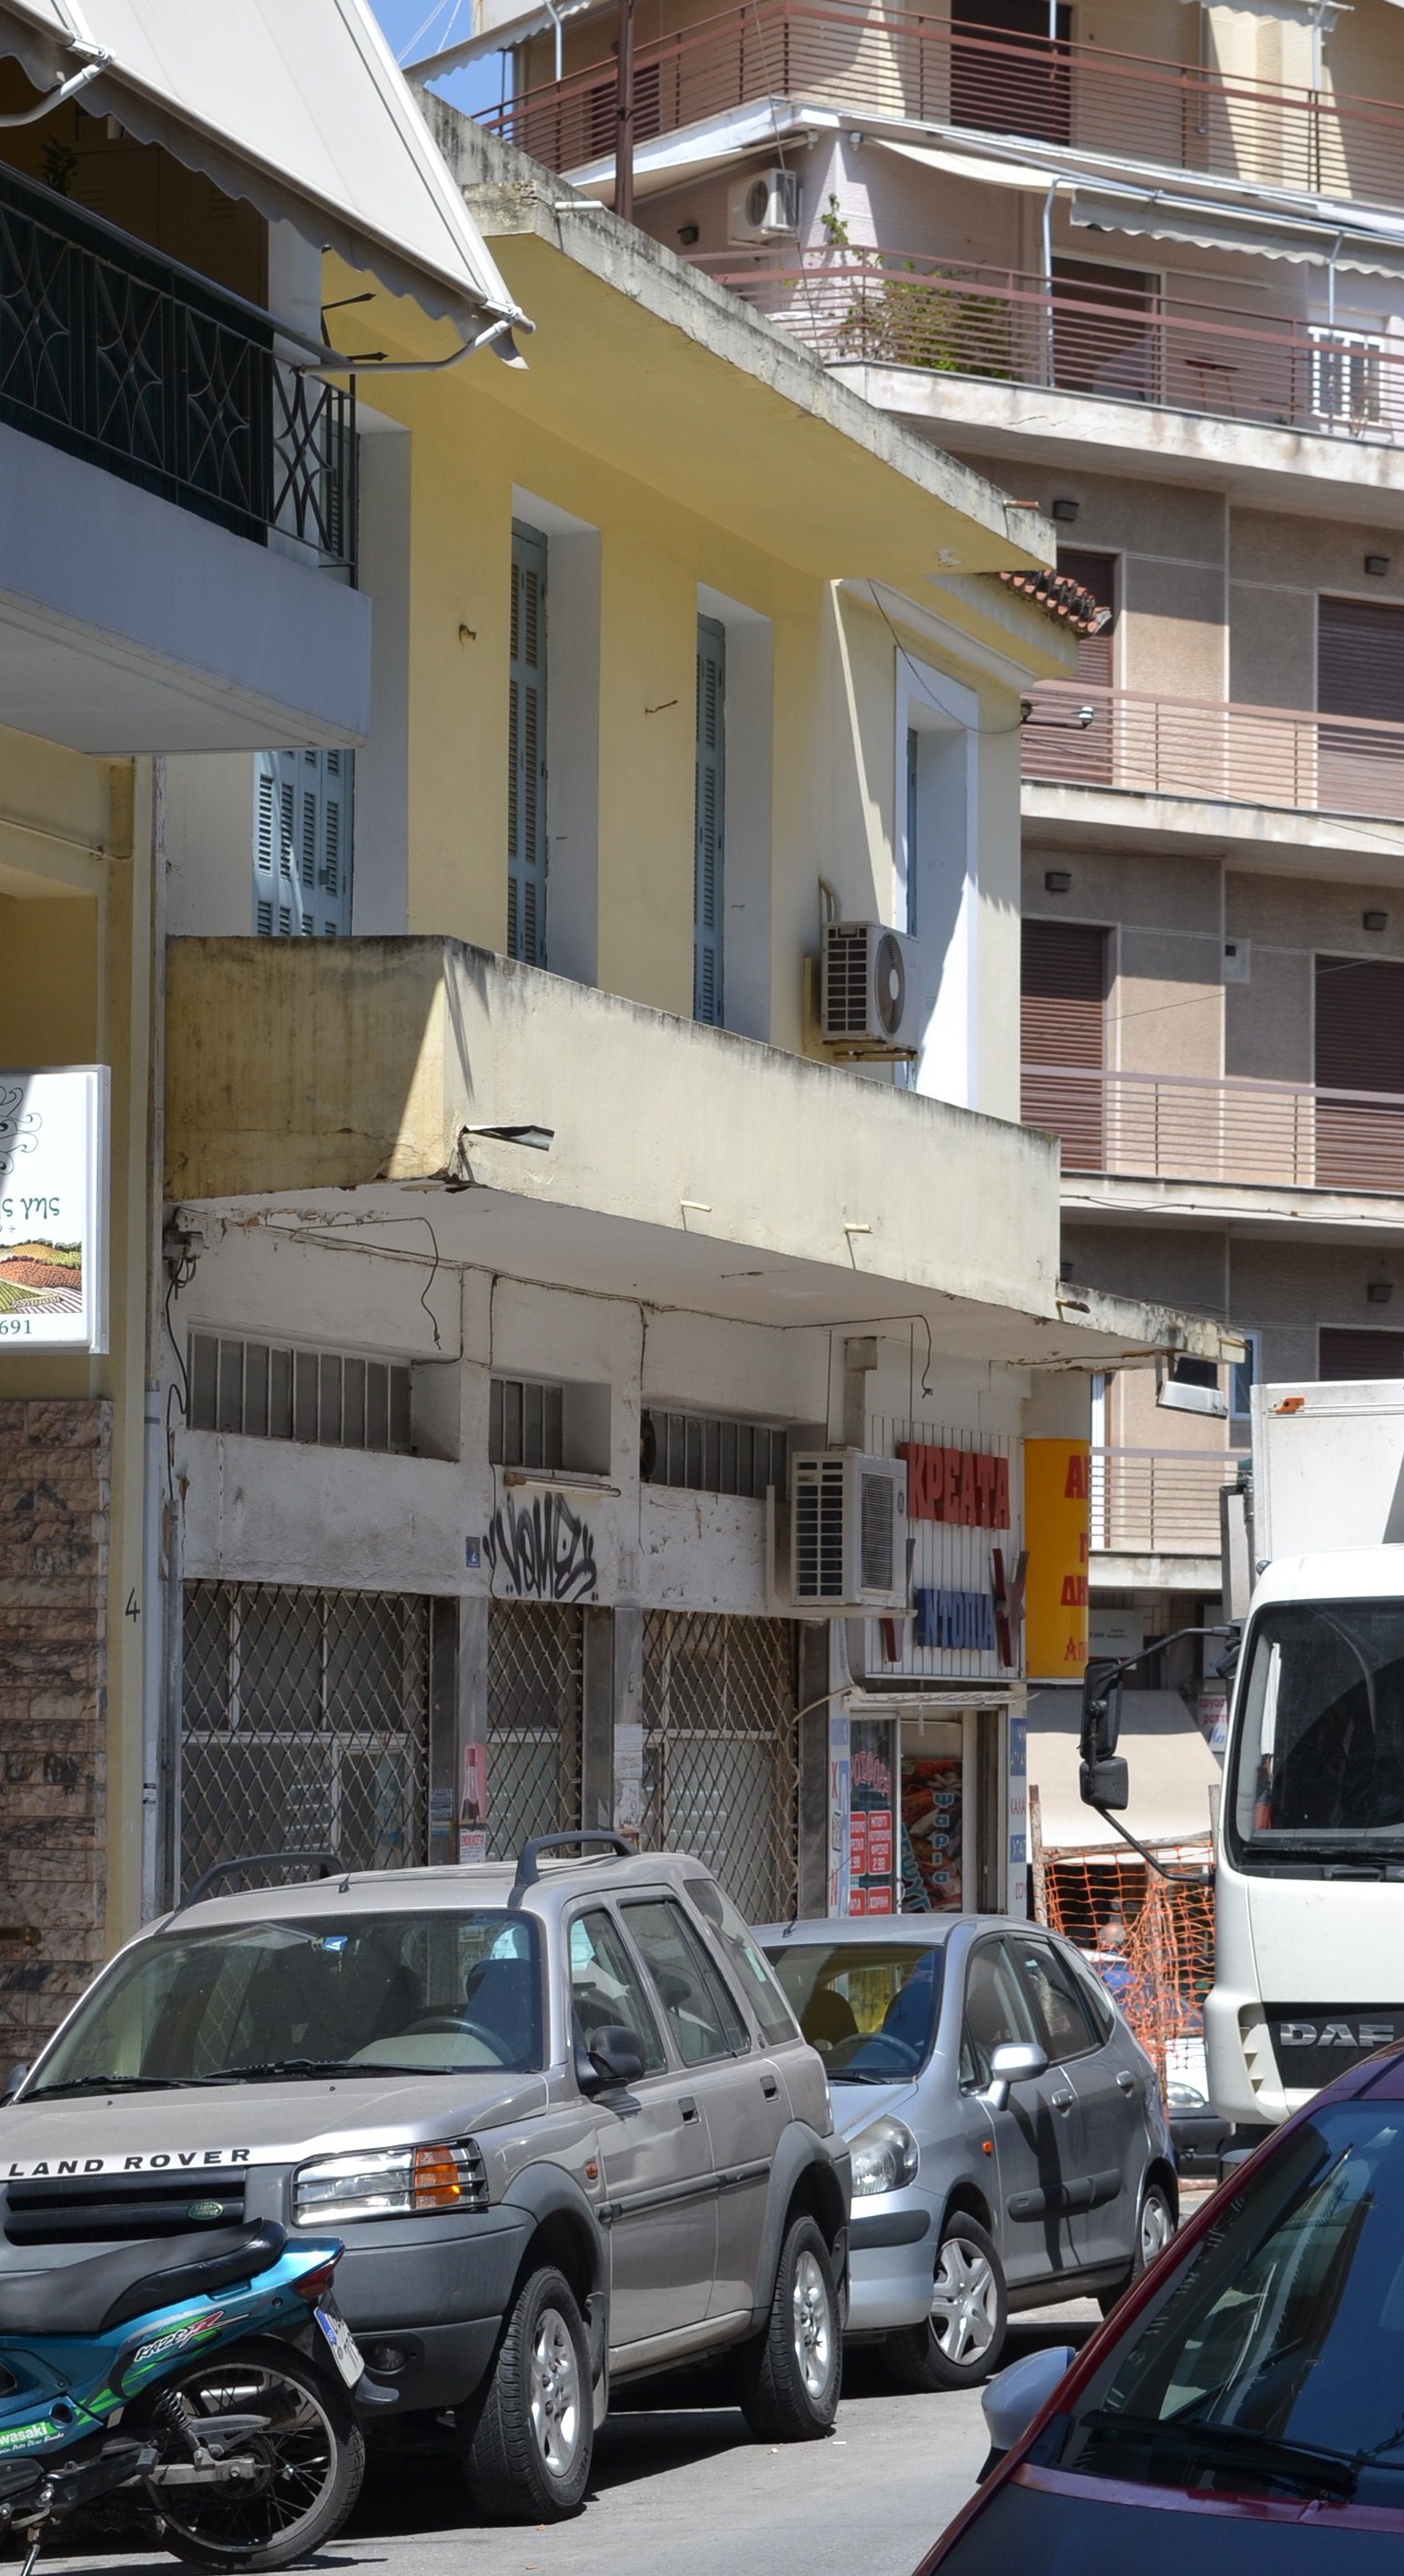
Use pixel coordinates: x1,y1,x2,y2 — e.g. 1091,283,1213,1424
930,2235,999,2366
529,2306,583,2481
1140,2190,1174,2267
791,2247,834,2398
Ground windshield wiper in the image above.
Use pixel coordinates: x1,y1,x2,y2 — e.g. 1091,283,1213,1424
178,2058,369,2085
25,2074,188,2097
1083,2408,1357,2500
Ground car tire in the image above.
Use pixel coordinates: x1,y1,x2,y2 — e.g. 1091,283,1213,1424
463,2266,593,2523
881,2214,1008,2393
737,2215,840,2441
1097,2176,1175,2319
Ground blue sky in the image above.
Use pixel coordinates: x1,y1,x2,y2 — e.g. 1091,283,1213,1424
370,0,503,117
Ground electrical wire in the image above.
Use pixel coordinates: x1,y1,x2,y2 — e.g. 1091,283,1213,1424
864,582,1030,737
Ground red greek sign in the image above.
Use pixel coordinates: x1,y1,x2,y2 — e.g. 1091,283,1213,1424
898,1442,1011,1529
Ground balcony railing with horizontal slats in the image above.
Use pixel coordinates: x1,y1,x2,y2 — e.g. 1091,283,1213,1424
1023,1064,1404,1195
707,253,1404,450
1091,1447,1244,1556
484,1,1404,214
1021,682,1404,822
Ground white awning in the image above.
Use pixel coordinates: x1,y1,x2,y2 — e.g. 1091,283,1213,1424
1026,1687,1220,1853
873,137,1058,191
1070,184,1404,279
0,0,522,331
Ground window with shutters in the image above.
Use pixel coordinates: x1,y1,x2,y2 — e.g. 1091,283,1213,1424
695,614,726,1025
1021,919,1108,1171
251,749,353,938
509,521,548,966
1318,596,1404,818
1314,953,1404,1187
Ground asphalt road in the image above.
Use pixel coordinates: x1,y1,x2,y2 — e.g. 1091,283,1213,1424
42,2305,1103,2576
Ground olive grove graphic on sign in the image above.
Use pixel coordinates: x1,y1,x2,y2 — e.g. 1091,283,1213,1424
0,1070,108,1350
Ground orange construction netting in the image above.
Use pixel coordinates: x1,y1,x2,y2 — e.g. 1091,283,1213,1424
1042,1846,1215,2088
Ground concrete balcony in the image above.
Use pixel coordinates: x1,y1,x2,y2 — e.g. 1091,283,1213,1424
1090,1444,1243,1592
1020,683,1404,871
1023,1064,1404,1237
712,253,1404,514
0,159,367,754
485,3,1404,212
164,937,1224,1365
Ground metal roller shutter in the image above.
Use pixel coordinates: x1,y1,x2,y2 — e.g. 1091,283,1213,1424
1021,919,1108,1171
1315,953,1404,1187
1318,596,1404,817
1320,1327,1404,1380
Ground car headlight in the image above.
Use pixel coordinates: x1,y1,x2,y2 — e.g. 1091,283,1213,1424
849,2114,920,2197
292,2140,486,2224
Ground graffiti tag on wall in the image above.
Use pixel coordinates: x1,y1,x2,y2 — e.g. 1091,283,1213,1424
484,1492,598,1603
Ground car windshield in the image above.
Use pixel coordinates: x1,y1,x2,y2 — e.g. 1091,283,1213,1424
1228,1601,1404,1858
28,1912,545,2092
762,1940,943,2080
1054,2103,1404,2509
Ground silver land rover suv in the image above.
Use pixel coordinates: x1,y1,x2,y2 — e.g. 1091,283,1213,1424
0,1836,850,2522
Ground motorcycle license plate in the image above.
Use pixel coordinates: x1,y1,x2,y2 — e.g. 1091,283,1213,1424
314,2303,364,2388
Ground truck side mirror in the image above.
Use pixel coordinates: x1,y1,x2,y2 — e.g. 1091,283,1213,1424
1080,1660,1129,1810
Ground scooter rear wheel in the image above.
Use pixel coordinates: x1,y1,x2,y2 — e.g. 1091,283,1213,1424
134,2337,364,2571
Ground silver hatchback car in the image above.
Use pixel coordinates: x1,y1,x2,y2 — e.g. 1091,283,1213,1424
758,1913,1175,2392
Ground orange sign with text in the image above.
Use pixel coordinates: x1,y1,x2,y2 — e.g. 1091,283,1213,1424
1024,1438,1090,1682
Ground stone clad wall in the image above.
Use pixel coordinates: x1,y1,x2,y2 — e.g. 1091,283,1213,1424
0,1399,110,2069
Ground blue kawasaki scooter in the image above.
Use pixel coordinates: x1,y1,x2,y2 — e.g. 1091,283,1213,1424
0,2217,375,2571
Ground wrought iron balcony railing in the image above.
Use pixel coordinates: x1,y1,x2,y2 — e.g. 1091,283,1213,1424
485,0,1404,214
1022,1064,1404,1196
707,252,1404,450
0,158,354,575
1090,1446,1244,1557
1021,681,1404,822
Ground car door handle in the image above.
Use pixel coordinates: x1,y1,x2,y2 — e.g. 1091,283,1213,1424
1116,2070,1136,2092
1051,2088,1074,2113
761,2074,778,2101
679,2097,699,2124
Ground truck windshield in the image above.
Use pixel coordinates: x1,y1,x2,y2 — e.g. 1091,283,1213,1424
1229,1600,1404,1858
27,1912,545,2093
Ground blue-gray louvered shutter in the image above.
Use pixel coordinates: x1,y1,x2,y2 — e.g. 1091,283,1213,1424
509,522,548,964
252,750,352,937
694,615,725,1024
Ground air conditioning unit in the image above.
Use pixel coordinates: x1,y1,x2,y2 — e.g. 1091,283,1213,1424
788,1450,908,1612
727,168,800,245
820,921,920,1055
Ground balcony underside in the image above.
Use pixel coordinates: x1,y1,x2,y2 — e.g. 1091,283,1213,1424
1091,1551,1223,1593
0,423,370,754
1023,781,1404,874
164,937,1225,1367
835,363,1404,524
1065,1171,1404,1242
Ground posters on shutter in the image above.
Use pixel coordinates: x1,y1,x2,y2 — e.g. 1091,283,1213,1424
0,1067,108,1351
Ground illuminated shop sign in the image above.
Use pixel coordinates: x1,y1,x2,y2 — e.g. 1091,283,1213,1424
0,1067,108,1353
898,1441,1011,1528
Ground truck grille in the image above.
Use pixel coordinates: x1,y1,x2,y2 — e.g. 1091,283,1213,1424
4,2171,249,2245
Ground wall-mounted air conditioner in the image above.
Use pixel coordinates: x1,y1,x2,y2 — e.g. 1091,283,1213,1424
787,1450,908,1612
727,168,800,245
819,921,920,1056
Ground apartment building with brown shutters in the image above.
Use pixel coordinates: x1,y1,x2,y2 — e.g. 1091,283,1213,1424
418,0,1404,1677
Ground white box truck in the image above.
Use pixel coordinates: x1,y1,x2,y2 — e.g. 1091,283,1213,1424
1082,1379,1404,2133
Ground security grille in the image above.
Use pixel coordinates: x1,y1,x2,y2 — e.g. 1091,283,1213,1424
641,1614,799,1921
180,1583,429,1894
642,1409,788,1502
188,1334,412,1451
485,1602,583,1862
490,1377,565,1471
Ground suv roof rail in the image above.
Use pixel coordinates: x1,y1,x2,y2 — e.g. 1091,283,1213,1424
172,1850,341,1915
509,1831,635,1905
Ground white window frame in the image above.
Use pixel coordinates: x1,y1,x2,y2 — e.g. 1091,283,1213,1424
895,655,980,1108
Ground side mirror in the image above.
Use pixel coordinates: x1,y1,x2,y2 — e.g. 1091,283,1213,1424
978,2344,1075,2479
1080,1659,1128,1810
578,2025,646,2094
983,2038,1048,2114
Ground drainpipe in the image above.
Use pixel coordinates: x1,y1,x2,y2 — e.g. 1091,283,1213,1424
1042,177,1057,387
616,0,636,225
